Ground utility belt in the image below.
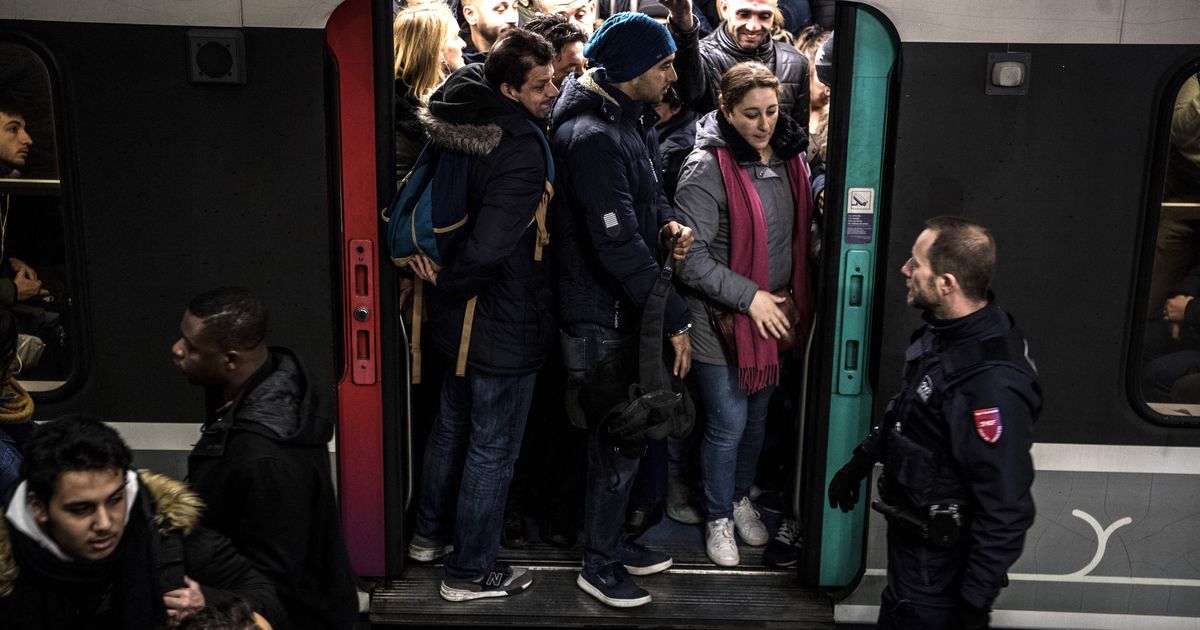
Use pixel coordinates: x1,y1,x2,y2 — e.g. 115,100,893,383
872,497,968,549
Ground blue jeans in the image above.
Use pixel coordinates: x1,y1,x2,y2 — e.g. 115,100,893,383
560,323,642,571
414,366,537,579
693,361,775,521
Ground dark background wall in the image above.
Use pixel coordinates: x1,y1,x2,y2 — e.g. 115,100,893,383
874,42,1200,446
0,20,340,423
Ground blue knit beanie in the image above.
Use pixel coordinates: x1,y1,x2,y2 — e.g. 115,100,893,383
584,12,676,83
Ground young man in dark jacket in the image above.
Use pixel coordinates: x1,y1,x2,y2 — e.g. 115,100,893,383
551,12,695,608
0,415,282,629
173,287,357,629
404,28,560,602
663,0,811,138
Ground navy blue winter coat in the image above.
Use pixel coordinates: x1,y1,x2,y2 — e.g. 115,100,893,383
550,69,691,335
420,64,555,376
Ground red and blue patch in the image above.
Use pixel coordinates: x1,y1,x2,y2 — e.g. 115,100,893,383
973,407,1003,444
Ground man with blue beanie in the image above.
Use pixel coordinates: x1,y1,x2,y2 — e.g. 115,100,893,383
550,11,696,608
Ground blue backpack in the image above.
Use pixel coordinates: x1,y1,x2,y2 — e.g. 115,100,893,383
383,119,555,267
383,120,555,382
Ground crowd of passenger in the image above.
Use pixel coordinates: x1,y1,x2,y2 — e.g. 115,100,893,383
393,0,835,609
0,0,838,626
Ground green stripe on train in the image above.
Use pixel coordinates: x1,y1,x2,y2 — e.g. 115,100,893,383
820,5,898,588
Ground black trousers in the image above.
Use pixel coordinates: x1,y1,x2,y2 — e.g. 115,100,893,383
876,523,968,630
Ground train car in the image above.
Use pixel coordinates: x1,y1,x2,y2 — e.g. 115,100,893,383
814,2,1200,628
1,0,1198,627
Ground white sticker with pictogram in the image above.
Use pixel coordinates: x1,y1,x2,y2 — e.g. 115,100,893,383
846,187,876,244
847,187,875,214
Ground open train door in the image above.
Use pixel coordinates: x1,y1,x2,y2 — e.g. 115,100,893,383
799,1,899,595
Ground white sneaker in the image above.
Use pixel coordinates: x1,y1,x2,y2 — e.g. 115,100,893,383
732,497,769,546
706,518,739,567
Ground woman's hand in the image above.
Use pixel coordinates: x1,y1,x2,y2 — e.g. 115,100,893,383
747,290,790,340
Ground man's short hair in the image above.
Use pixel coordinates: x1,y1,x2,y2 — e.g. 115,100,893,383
21,415,132,504
924,215,996,302
187,286,268,351
175,597,258,630
0,93,23,120
524,13,587,55
484,28,554,90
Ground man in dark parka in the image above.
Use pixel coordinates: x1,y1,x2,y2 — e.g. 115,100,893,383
174,287,358,630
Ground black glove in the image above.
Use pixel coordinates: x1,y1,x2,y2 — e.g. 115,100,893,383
827,450,875,512
952,599,990,630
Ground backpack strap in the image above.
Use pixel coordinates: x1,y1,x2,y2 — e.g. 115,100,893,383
455,297,478,377
410,279,424,384
528,120,554,261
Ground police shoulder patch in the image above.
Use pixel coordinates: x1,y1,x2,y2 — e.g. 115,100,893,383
973,407,1003,444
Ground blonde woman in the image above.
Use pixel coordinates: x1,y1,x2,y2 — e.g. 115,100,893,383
393,1,466,181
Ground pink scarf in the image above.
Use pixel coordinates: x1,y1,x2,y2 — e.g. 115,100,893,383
714,145,813,393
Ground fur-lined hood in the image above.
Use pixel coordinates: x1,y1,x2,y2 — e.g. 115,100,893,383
419,63,543,157
0,470,203,597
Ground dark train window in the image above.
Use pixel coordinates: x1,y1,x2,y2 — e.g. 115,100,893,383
0,42,74,394
1142,69,1200,418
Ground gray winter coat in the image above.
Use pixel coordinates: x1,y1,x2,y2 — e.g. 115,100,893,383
675,112,795,365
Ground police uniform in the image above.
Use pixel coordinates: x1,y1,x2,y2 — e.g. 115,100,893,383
853,299,1041,629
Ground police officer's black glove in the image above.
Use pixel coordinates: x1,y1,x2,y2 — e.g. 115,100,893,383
952,599,990,630
827,451,875,512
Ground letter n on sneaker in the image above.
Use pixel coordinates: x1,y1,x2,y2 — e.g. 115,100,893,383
439,563,533,602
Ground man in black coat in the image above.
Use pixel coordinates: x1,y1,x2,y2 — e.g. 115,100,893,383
404,28,560,602
173,287,357,629
0,415,282,629
551,12,695,609
662,0,810,139
828,217,1041,630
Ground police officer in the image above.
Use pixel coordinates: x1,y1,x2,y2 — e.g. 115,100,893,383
827,216,1041,630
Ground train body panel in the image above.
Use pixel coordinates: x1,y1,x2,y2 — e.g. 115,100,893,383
818,3,1200,626
4,0,1200,626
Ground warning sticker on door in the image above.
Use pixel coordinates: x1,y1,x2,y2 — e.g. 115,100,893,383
846,187,875,244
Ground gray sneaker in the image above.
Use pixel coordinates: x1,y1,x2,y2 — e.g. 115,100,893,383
439,563,533,602
407,533,452,562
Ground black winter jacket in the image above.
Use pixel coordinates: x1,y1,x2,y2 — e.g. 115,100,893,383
551,69,691,334
0,471,283,630
672,21,811,143
855,301,1040,610
417,63,554,376
188,348,358,630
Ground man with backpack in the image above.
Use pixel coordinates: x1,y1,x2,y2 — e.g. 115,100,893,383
404,28,559,602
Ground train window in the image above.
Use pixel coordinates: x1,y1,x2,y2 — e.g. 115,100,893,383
0,41,75,394
1141,69,1200,418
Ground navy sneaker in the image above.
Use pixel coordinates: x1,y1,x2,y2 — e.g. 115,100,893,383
439,562,533,602
577,562,651,608
407,533,452,562
619,539,673,576
762,518,802,568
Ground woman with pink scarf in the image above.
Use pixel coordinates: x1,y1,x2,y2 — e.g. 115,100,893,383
675,62,813,567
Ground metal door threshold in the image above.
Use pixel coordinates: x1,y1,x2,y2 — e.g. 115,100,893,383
370,564,834,628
